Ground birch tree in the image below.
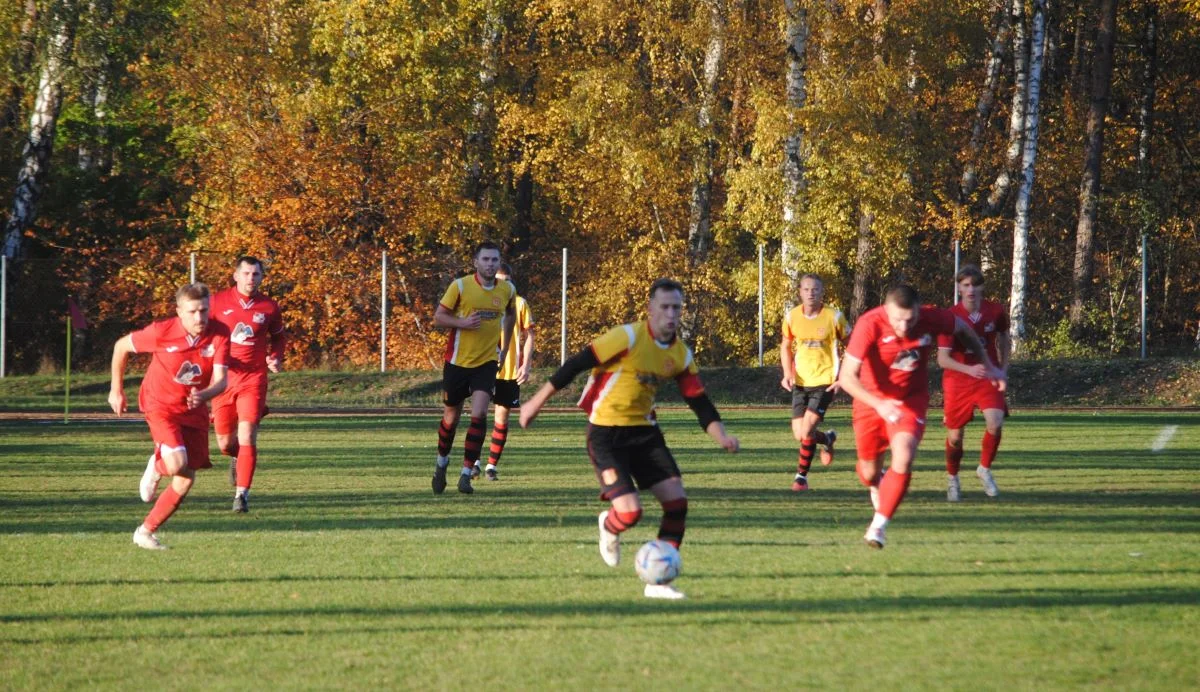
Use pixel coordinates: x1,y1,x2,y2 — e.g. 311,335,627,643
465,0,504,211
77,0,113,173
1009,0,1049,356
780,0,808,297
984,0,1029,215
687,0,726,264
2,0,78,260
2,0,39,135
959,0,1011,202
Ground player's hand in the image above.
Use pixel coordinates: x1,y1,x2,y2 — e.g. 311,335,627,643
780,375,795,392
825,381,842,394
717,434,740,453
108,389,126,416
964,363,988,379
518,402,539,429
266,355,282,373
460,313,483,330
875,399,904,425
989,368,1008,392
516,363,531,385
186,387,203,410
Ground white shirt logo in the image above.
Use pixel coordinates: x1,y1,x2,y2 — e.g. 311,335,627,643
222,309,234,316
231,323,255,345
165,346,179,353
881,336,897,344
174,361,202,385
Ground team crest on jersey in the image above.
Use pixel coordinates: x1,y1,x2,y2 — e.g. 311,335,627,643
491,297,501,308
891,348,920,372
662,356,676,374
174,361,202,385
232,323,255,345
253,312,266,324
984,323,995,333
201,343,216,358
815,327,827,338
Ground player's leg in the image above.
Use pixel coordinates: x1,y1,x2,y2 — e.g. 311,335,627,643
976,406,1005,497
135,423,207,550
790,410,818,491
212,389,239,488
433,364,468,494
944,424,965,502
864,425,922,549
589,425,641,567
852,405,887,510
642,434,687,599
457,386,493,494
486,404,510,480
232,418,260,512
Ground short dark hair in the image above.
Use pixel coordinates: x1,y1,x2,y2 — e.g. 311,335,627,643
176,283,210,303
885,284,920,309
236,256,264,272
473,240,502,258
956,264,984,286
799,273,823,286
498,262,513,277
649,278,684,300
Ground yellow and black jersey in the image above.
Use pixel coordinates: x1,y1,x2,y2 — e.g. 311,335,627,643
440,274,517,368
782,305,851,387
498,295,534,380
578,321,705,427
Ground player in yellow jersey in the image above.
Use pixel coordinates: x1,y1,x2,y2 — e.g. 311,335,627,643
780,274,851,492
520,279,740,600
471,263,535,481
431,241,516,495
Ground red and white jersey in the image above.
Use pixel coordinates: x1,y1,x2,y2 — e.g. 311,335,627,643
210,287,286,376
845,305,958,405
938,300,1008,381
131,317,231,428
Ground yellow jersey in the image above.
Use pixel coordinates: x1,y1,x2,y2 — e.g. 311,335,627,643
440,274,517,368
498,295,534,380
782,305,851,387
578,321,706,427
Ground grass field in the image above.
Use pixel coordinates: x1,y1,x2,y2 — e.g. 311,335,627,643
1,409,1197,689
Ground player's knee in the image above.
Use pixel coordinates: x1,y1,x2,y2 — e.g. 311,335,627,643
218,438,239,456
161,453,187,476
610,508,643,532
855,460,877,487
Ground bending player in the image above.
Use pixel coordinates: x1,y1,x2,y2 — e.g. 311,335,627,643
779,274,850,491
938,264,1010,501
210,256,286,513
431,241,516,495
520,278,740,600
838,285,1004,549
109,283,230,550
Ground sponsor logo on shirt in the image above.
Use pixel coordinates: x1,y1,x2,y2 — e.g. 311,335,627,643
891,348,920,372
174,361,202,385
474,310,501,321
232,323,255,345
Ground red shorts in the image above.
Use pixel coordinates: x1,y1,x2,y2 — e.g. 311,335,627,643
211,372,268,435
943,377,1006,429
145,411,212,470
852,399,928,461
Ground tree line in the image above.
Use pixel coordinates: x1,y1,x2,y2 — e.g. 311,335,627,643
2,0,1197,372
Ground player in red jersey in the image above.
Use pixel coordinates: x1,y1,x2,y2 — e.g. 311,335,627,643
109,283,231,550
937,264,1010,501
209,256,286,513
838,285,1004,549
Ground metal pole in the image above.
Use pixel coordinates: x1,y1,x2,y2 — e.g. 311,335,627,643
1,255,6,378
561,248,568,364
953,239,961,304
190,252,196,283
380,250,388,373
757,243,764,367
1141,233,1148,359
65,310,71,424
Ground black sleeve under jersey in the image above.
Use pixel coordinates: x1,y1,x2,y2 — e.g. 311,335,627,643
684,392,721,430
548,346,601,390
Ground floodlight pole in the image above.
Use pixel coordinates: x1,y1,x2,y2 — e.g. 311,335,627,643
1,255,6,378
1141,233,1147,359
953,239,961,304
757,243,764,367
190,252,196,283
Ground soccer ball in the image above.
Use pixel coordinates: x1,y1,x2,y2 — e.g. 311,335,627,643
634,540,681,585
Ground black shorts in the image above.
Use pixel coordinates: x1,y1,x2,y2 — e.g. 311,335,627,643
443,362,498,407
493,379,520,409
586,424,681,501
791,386,834,419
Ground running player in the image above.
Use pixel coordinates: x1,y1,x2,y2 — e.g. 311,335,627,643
210,256,287,513
520,278,740,599
108,283,231,550
838,285,1004,549
937,264,1010,501
472,263,534,482
780,274,850,491
432,240,516,495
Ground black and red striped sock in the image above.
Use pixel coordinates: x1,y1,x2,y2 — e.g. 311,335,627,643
437,419,458,458
605,508,642,534
487,424,508,466
658,498,689,548
797,437,815,475
462,416,485,469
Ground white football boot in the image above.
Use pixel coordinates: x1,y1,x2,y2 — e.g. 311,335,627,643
947,475,961,502
132,525,168,550
644,583,686,600
864,524,887,549
598,511,621,567
139,454,162,503
976,465,1000,497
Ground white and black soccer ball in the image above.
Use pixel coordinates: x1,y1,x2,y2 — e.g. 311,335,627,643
634,540,681,585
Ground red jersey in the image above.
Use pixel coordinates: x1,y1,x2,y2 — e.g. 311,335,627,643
131,317,231,428
937,300,1008,381
209,287,286,376
845,304,958,404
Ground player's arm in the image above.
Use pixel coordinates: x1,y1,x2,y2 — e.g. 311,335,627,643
188,365,228,410
779,333,796,391
497,303,516,370
267,313,286,373
108,334,135,415
518,345,602,428
434,304,480,330
995,330,1011,374
937,346,987,378
516,325,535,385
838,353,903,423
951,317,1006,390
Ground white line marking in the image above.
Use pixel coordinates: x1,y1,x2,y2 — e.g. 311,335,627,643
1151,425,1178,452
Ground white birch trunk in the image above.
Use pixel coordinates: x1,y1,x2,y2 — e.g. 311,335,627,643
687,0,726,264
3,0,77,260
465,1,503,208
1009,0,1049,356
780,0,809,299
78,0,112,173
1137,2,1156,185
960,0,1010,202
986,0,1029,215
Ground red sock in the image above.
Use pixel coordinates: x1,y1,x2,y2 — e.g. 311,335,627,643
797,437,815,475
946,439,964,475
658,498,688,548
236,445,257,489
876,470,912,519
487,424,509,466
604,508,642,534
143,486,183,532
981,430,1001,468
437,419,457,457
463,416,485,469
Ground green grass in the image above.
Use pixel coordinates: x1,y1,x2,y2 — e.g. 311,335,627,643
1,410,1197,689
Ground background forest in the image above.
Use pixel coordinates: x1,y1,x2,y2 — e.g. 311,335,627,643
1,0,1198,372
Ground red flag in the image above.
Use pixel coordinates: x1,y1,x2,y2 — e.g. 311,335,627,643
67,298,88,330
